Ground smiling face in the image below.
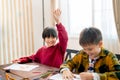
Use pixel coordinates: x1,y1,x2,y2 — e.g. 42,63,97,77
44,36,57,47
82,41,103,59
42,27,58,47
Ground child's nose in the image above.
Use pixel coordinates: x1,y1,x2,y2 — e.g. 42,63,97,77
49,38,53,41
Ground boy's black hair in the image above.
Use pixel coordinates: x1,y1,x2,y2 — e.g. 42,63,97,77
42,27,57,39
79,27,102,46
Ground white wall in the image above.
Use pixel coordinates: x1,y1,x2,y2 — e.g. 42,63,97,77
32,0,54,51
32,0,43,51
67,37,82,50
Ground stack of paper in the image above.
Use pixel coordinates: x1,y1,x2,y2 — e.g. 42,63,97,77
4,64,39,71
49,73,81,80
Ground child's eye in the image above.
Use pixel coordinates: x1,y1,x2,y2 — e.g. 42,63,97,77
88,48,92,51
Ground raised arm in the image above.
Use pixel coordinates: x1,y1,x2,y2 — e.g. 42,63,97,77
53,9,68,53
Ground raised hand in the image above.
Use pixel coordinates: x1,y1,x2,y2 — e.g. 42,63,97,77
53,9,61,24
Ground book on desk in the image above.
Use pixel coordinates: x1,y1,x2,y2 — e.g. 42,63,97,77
0,62,59,80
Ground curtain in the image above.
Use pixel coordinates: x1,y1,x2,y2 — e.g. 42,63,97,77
113,0,120,42
0,0,34,64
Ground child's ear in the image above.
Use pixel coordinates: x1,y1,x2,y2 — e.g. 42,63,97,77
98,40,103,47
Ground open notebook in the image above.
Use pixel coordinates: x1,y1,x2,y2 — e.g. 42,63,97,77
4,63,39,71
49,73,81,80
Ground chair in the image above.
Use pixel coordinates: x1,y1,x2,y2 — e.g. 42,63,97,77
116,54,120,61
65,49,79,61
64,49,120,63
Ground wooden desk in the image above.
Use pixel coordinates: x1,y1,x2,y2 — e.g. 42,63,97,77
0,63,59,80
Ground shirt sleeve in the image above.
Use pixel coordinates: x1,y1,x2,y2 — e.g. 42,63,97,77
98,53,120,80
56,23,68,53
18,55,33,63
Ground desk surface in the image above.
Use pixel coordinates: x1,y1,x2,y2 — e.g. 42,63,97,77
0,63,59,80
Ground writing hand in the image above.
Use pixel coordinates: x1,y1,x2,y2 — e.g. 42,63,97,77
80,72,93,80
62,70,74,80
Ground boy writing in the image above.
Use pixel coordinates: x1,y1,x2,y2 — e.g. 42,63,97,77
60,27,120,80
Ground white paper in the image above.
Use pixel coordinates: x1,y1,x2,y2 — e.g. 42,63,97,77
49,73,81,80
4,64,39,71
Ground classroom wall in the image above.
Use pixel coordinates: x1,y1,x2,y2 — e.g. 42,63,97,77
32,0,55,51
32,0,43,51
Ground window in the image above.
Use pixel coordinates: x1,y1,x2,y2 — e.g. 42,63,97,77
59,0,120,54
69,0,92,36
67,0,117,38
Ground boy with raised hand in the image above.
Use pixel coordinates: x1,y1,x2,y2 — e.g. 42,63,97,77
12,9,68,68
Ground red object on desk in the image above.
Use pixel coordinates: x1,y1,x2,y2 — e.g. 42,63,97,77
32,72,41,74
